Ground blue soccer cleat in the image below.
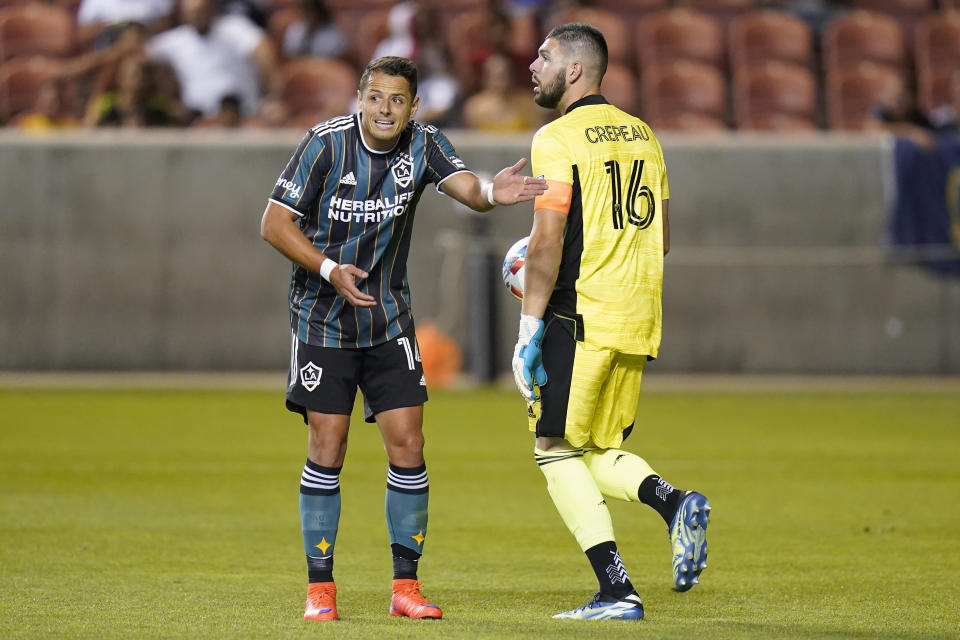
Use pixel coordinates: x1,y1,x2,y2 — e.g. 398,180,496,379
552,592,645,620
670,491,711,592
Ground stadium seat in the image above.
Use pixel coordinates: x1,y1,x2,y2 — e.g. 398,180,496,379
827,61,902,129
553,7,632,67
919,66,960,116
728,10,813,70
823,11,906,71
280,57,358,121
0,4,74,60
851,0,933,21
637,9,724,69
341,7,389,69
601,63,640,115
674,0,754,24
734,61,818,131
642,60,727,127
649,111,728,131
914,10,960,111
592,0,668,21
0,56,63,118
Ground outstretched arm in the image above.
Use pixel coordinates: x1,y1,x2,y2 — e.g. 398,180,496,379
440,158,547,212
260,201,376,307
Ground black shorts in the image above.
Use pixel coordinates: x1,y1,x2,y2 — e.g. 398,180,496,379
285,321,428,424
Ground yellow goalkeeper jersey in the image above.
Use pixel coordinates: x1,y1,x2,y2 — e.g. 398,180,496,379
531,95,669,357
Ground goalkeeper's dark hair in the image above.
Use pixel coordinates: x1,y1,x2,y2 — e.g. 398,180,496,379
360,56,419,98
546,22,608,82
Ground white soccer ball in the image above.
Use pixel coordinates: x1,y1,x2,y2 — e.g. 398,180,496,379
501,236,528,301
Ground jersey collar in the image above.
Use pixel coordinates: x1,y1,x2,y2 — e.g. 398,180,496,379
356,113,413,155
564,94,609,114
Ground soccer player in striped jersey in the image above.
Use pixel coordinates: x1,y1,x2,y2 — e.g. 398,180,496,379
261,56,547,622
513,24,712,620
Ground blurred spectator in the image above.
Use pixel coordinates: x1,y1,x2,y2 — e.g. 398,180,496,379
462,53,542,132
282,0,348,60
867,75,957,146
15,78,79,132
371,2,459,125
82,55,184,127
412,9,459,125
144,0,283,122
371,1,417,60
76,0,174,50
218,0,268,28
464,9,532,92
193,94,244,127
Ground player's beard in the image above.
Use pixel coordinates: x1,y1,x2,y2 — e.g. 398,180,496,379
534,69,566,109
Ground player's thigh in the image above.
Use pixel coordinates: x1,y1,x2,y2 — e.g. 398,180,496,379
358,321,428,424
286,332,363,423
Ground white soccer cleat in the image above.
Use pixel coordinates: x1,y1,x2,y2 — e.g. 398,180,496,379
553,592,644,620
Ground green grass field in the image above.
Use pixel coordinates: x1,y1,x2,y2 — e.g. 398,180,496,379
2,385,959,639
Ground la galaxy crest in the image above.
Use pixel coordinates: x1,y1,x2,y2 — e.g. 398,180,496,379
392,153,414,188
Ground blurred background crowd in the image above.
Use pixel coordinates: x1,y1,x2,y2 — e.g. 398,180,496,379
0,0,958,140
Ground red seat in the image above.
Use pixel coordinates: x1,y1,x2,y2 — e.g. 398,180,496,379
642,60,727,126
728,10,813,70
851,0,933,20
592,0,668,20
0,4,74,60
280,57,358,121
0,56,64,118
823,11,906,71
734,61,817,130
914,10,960,111
554,7,633,67
827,61,902,130
638,9,724,69
337,7,389,69
674,0,754,24
601,63,639,115
650,111,728,131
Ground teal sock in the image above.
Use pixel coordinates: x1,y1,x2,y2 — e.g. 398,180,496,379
300,459,341,582
385,463,429,565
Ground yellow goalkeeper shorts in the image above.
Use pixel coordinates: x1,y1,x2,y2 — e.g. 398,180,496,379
527,314,647,449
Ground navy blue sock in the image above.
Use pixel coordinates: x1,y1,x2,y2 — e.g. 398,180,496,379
385,463,429,578
299,459,341,583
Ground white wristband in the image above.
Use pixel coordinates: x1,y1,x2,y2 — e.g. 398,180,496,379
482,181,497,206
319,258,337,282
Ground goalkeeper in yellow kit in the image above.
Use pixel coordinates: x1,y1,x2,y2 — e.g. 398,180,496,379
513,22,711,620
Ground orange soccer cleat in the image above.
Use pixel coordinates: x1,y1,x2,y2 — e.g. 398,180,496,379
303,581,338,621
390,579,443,619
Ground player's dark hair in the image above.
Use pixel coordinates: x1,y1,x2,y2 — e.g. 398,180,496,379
359,56,419,98
546,22,608,81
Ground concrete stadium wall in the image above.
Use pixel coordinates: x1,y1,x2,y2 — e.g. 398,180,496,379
1,130,958,374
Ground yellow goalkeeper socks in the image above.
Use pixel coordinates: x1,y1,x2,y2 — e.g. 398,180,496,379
583,448,656,503
534,448,615,552
584,448,683,525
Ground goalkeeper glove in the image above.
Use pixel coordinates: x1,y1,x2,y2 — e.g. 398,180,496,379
512,314,547,403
